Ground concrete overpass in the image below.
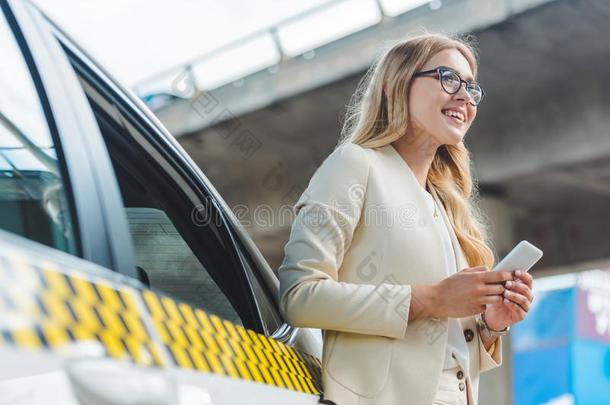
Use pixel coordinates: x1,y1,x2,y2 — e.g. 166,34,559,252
149,0,610,273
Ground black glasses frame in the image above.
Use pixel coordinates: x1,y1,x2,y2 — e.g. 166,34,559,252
413,66,484,106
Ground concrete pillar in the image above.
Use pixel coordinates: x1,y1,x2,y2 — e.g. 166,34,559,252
478,196,517,404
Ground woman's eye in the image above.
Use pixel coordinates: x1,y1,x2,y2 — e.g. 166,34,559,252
442,76,459,88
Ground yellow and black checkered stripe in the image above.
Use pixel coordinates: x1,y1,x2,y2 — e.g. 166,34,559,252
0,253,323,396
142,290,322,395
0,255,162,367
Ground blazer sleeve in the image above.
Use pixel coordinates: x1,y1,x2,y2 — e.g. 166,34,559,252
479,334,503,373
278,143,411,339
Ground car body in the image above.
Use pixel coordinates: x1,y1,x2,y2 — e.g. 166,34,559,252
0,1,325,403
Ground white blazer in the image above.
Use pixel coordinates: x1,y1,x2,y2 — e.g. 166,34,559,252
278,143,502,405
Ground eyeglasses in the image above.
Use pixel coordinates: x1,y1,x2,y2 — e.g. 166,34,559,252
413,66,484,106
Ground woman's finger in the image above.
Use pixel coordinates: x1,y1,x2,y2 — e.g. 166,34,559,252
462,265,488,273
503,297,526,319
514,270,534,289
481,295,503,305
503,290,530,312
484,284,506,296
505,280,533,302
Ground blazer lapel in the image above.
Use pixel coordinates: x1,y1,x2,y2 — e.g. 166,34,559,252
385,143,468,271
426,180,468,272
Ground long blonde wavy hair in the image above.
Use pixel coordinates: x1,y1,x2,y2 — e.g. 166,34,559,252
338,33,496,269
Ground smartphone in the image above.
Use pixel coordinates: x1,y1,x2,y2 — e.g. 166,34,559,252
493,240,543,273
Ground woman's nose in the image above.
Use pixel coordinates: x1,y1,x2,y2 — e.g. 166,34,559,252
454,84,476,106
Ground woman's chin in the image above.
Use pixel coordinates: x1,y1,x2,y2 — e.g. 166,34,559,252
443,131,465,145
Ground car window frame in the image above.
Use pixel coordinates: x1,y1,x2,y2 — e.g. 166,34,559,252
49,28,272,334
2,0,136,274
86,99,252,328
39,3,292,338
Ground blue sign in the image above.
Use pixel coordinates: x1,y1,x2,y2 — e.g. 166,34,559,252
511,269,610,405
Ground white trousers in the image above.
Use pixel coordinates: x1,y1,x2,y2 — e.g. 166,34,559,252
432,366,469,405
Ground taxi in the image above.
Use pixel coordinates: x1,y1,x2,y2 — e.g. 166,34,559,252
0,1,328,403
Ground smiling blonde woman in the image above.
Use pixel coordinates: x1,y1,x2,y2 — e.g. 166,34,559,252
278,33,534,405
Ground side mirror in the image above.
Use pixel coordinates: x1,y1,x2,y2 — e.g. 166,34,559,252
136,266,150,287
66,358,172,405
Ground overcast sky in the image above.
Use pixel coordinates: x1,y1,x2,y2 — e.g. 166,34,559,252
33,0,429,93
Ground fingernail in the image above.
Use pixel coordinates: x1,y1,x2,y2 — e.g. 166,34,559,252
506,281,513,288
515,270,522,276
504,290,510,297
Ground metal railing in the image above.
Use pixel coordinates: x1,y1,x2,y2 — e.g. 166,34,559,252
131,0,408,95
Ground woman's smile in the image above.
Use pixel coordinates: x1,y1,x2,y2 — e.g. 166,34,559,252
441,108,466,123
442,111,465,126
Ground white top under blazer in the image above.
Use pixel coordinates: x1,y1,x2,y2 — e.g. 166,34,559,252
278,142,502,405
421,189,471,374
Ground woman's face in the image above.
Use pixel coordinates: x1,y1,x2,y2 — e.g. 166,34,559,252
407,48,477,146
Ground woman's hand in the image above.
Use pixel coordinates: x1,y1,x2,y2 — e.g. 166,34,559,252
484,270,534,331
418,266,513,319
